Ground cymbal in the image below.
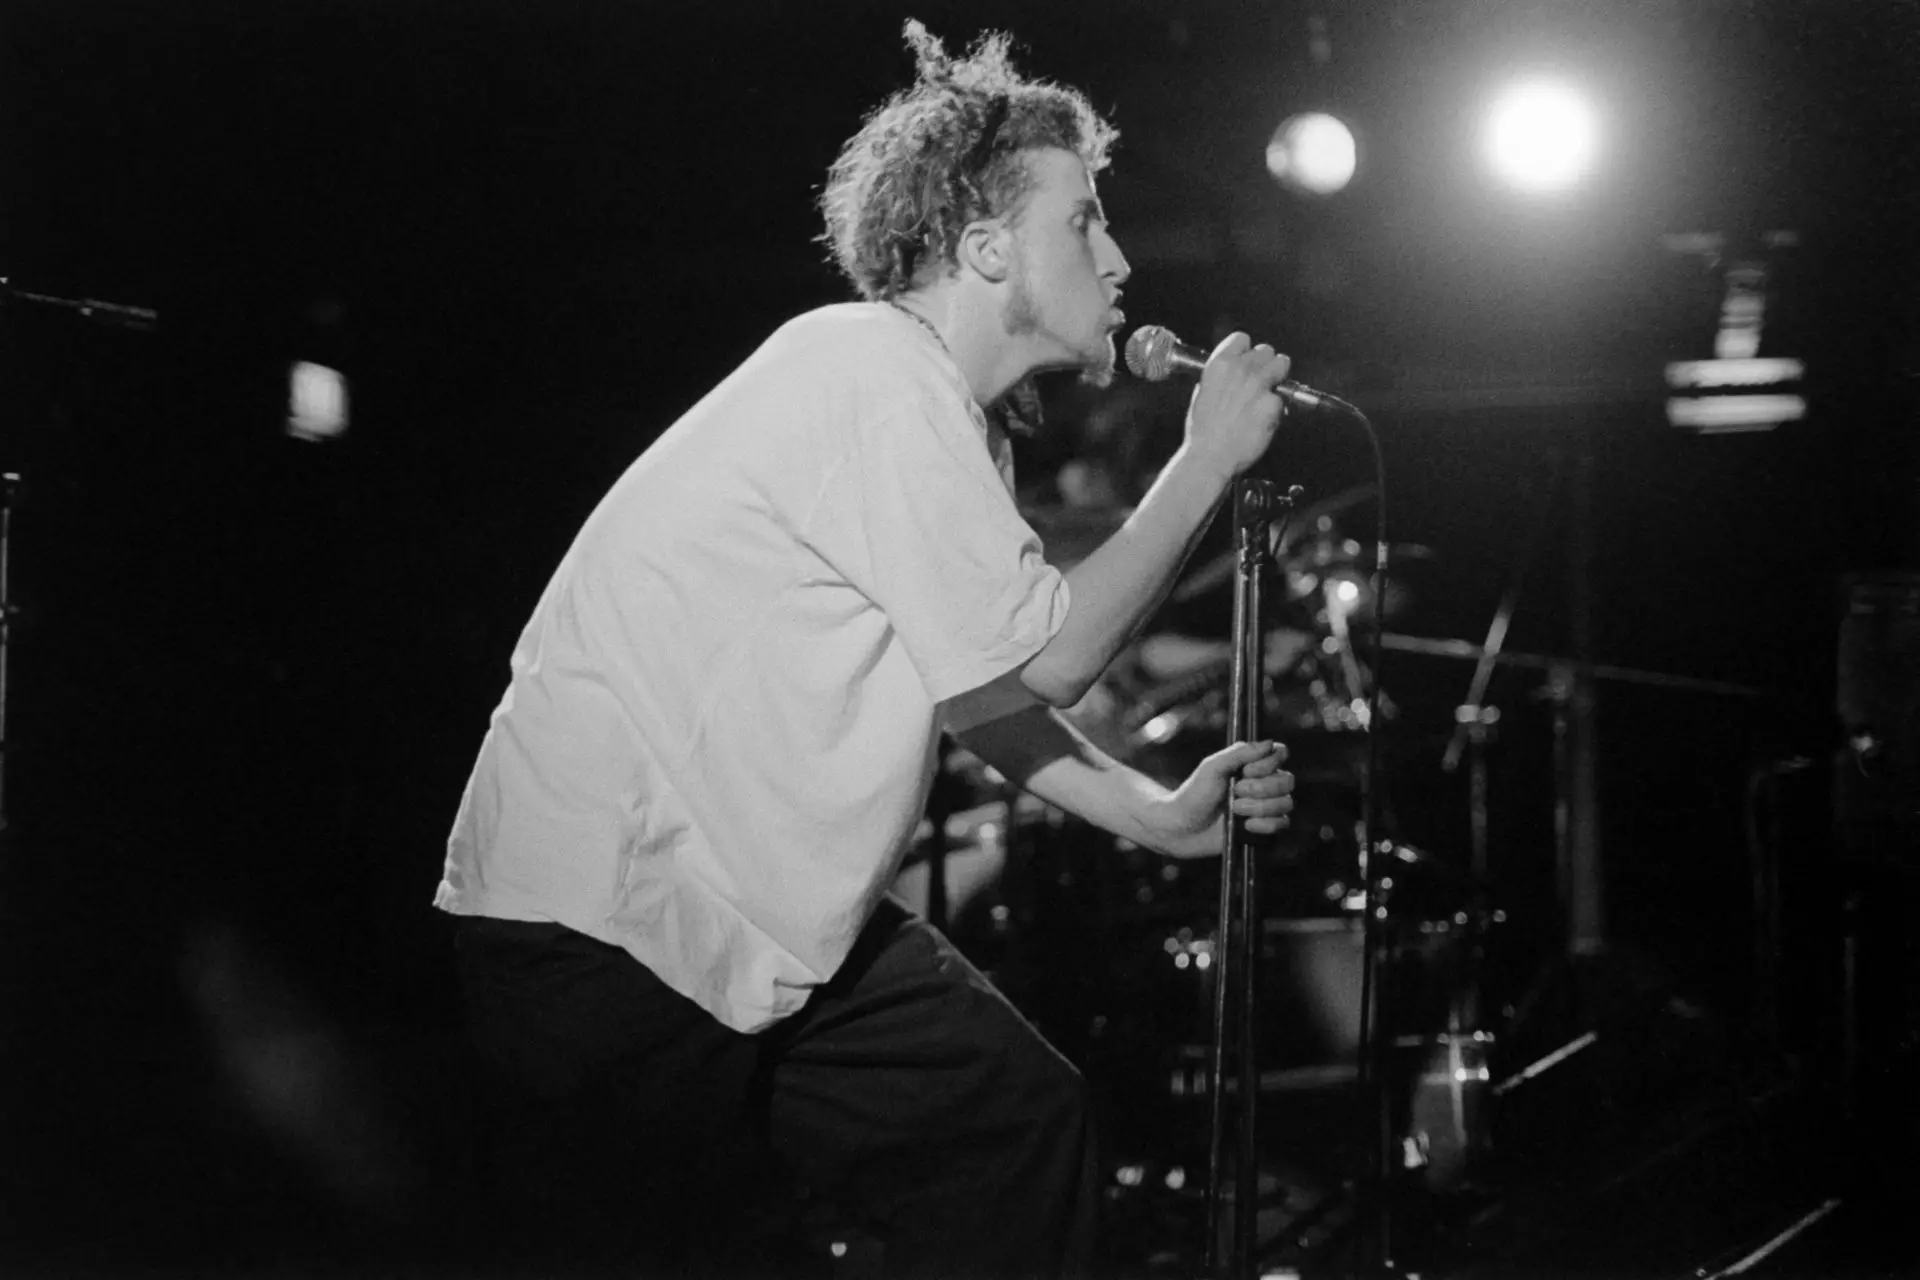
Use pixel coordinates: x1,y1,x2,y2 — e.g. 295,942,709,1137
1379,633,1769,698
1273,482,1379,554
1172,483,1378,603
1285,537,1436,574
1133,626,1317,681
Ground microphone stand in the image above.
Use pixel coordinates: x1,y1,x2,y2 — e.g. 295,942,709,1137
1205,478,1294,1280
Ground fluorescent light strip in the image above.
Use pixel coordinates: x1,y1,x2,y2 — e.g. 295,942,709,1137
1665,358,1805,389
1666,394,1807,430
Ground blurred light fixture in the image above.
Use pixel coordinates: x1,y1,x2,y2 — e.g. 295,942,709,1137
287,361,349,441
1714,262,1770,357
1665,357,1805,389
1661,233,1803,432
1483,77,1599,194
1266,112,1357,196
1664,394,1806,433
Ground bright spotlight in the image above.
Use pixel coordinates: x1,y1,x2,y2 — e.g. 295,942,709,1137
1483,78,1599,194
1266,112,1357,196
287,360,349,441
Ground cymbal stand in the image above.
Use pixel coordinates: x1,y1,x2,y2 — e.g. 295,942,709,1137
1440,445,1562,880
1205,478,1295,1280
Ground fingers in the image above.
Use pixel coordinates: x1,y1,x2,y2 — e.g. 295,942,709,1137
1237,741,1290,776
1201,334,1292,390
1232,772,1294,799
1208,335,1291,389
1211,738,1286,771
1187,335,1294,477
1230,740,1294,832
1210,331,1252,360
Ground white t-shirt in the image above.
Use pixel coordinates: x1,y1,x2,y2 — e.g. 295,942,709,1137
434,303,1069,1033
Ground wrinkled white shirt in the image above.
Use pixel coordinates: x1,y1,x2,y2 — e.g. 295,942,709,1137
435,303,1068,1032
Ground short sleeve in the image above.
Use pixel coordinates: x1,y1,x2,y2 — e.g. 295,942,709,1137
805,393,1070,705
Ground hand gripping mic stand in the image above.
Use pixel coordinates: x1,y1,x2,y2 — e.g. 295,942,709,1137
1205,477,1297,1280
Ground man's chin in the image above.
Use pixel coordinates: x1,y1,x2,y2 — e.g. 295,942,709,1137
1076,337,1117,389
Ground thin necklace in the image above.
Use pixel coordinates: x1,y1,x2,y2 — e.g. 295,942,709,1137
887,299,948,353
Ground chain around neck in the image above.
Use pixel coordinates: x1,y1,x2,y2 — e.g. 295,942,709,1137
886,299,949,353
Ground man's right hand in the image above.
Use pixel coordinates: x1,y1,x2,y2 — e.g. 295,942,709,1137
1181,332,1291,479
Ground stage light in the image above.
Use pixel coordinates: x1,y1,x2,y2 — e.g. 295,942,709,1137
1665,358,1805,389
1266,112,1357,196
287,361,349,441
1483,77,1599,194
1664,393,1806,433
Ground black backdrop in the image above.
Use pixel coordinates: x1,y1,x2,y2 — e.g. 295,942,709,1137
2,0,1915,1270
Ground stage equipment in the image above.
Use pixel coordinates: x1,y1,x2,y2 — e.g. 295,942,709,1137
1662,232,1806,431
1835,570,1920,846
1124,324,1355,418
1833,571,1920,1121
1171,483,1379,605
1482,77,1600,195
1203,476,1293,1279
1267,112,1358,196
1129,324,1403,1274
286,361,349,441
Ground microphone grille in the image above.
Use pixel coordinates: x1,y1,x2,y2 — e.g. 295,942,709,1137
1124,325,1176,382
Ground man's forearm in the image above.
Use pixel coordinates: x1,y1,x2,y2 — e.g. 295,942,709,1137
1018,444,1232,707
954,703,1175,853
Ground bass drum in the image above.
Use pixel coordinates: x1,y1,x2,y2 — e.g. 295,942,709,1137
1113,903,1499,1196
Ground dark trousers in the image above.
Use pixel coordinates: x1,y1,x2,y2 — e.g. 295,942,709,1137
454,897,1098,1277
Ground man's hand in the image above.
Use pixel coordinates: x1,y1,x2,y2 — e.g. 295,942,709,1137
1146,740,1294,859
1182,333,1291,481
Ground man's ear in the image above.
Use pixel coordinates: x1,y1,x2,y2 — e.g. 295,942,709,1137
957,218,1013,283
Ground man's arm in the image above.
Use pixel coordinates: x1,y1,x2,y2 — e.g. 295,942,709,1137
1017,335,1291,708
951,703,1292,859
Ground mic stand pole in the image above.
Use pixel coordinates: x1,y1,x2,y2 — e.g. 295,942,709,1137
1205,478,1292,1280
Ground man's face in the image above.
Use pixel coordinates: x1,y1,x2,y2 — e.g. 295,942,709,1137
999,148,1130,385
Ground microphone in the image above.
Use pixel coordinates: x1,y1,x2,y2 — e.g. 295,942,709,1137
1124,324,1347,413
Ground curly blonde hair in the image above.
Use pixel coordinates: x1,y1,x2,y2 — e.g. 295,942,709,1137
818,20,1119,301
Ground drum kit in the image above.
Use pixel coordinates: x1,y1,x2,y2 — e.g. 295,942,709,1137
893,485,1517,1269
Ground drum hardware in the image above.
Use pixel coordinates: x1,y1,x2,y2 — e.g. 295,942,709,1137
1171,483,1377,605
1157,897,1502,1213
1488,1029,1598,1098
1121,629,1335,745
1382,627,1769,1035
1379,632,1768,702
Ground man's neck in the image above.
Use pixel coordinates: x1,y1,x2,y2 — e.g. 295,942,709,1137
891,285,1035,410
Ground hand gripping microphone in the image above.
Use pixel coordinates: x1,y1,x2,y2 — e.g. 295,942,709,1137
1124,324,1351,414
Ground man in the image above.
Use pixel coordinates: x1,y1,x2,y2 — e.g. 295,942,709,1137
437,21,1297,1278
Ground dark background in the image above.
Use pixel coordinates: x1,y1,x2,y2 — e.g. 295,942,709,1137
1,0,1915,1272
